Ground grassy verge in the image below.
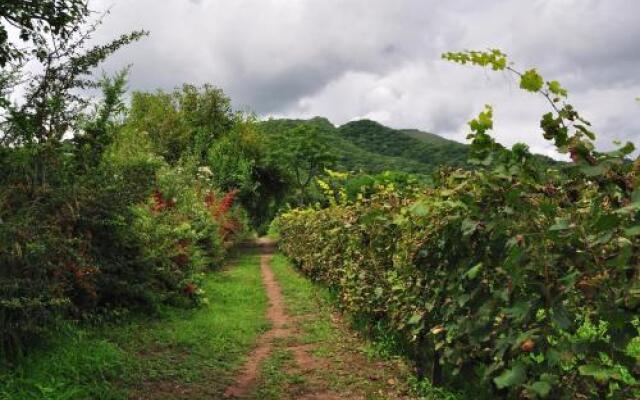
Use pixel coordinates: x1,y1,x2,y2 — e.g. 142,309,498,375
0,250,268,400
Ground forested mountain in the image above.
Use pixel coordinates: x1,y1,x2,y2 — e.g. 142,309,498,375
338,119,469,169
259,117,468,175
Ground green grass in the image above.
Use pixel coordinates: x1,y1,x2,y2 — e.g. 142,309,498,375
0,250,268,400
252,348,297,400
269,254,337,347
0,332,130,400
269,254,332,317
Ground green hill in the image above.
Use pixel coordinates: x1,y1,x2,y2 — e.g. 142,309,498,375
259,117,468,175
259,117,436,174
400,128,455,144
337,120,468,170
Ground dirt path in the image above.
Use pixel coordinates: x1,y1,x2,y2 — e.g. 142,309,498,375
224,241,415,399
224,247,288,397
225,239,326,398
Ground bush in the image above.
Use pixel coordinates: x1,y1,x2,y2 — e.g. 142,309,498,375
0,126,248,360
0,7,252,364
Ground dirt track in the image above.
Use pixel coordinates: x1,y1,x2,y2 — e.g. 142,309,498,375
224,241,331,398
224,240,414,399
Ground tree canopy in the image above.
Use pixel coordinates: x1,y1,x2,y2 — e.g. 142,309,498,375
0,0,89,66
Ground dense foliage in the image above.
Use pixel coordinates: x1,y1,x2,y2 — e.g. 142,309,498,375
0,9,250,361
0,0,89,66
124,85,288,232
276,51,640,398
0,81,250,360
265,123,336,205
4,3,638,397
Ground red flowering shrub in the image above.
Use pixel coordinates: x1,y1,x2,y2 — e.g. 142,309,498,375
201,189,246,244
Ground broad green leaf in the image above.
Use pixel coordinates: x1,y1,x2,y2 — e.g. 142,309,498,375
575,124,595,140
465,262,483,279
549,218,571,231
408,313,423,325
503,301,530,319
559,271,580,288
578,364,617,383
545,349,561,366
520,69,544,92
593,214,619,232
528,380,552,398
456,293,471,307
589,232,612,246
624,225,640,237
547,80,567,97
551,304,571,329
468,105,493,134
461,218,480,236
579,164,606,177
615,201,640,215
604,141,636,157
494,363,526,389
409,202,429,217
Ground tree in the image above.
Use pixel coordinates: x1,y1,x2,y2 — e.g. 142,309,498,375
1,26,146,146
72,69,130,171
126,84,234,164
0,9,146,188
0,4,149,359
208,120,289,231
0,0,89,66
269,124,336,205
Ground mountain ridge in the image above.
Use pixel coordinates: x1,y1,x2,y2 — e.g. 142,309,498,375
259,116,468,175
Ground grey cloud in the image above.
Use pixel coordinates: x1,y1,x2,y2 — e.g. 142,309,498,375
94,0,450,109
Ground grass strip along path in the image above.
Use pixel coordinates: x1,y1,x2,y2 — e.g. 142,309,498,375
1,241,445,399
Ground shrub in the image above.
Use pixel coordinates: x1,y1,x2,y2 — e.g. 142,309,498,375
0,5,251,363
0,125,248,360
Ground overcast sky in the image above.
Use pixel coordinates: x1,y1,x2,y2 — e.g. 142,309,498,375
93,0,640,158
